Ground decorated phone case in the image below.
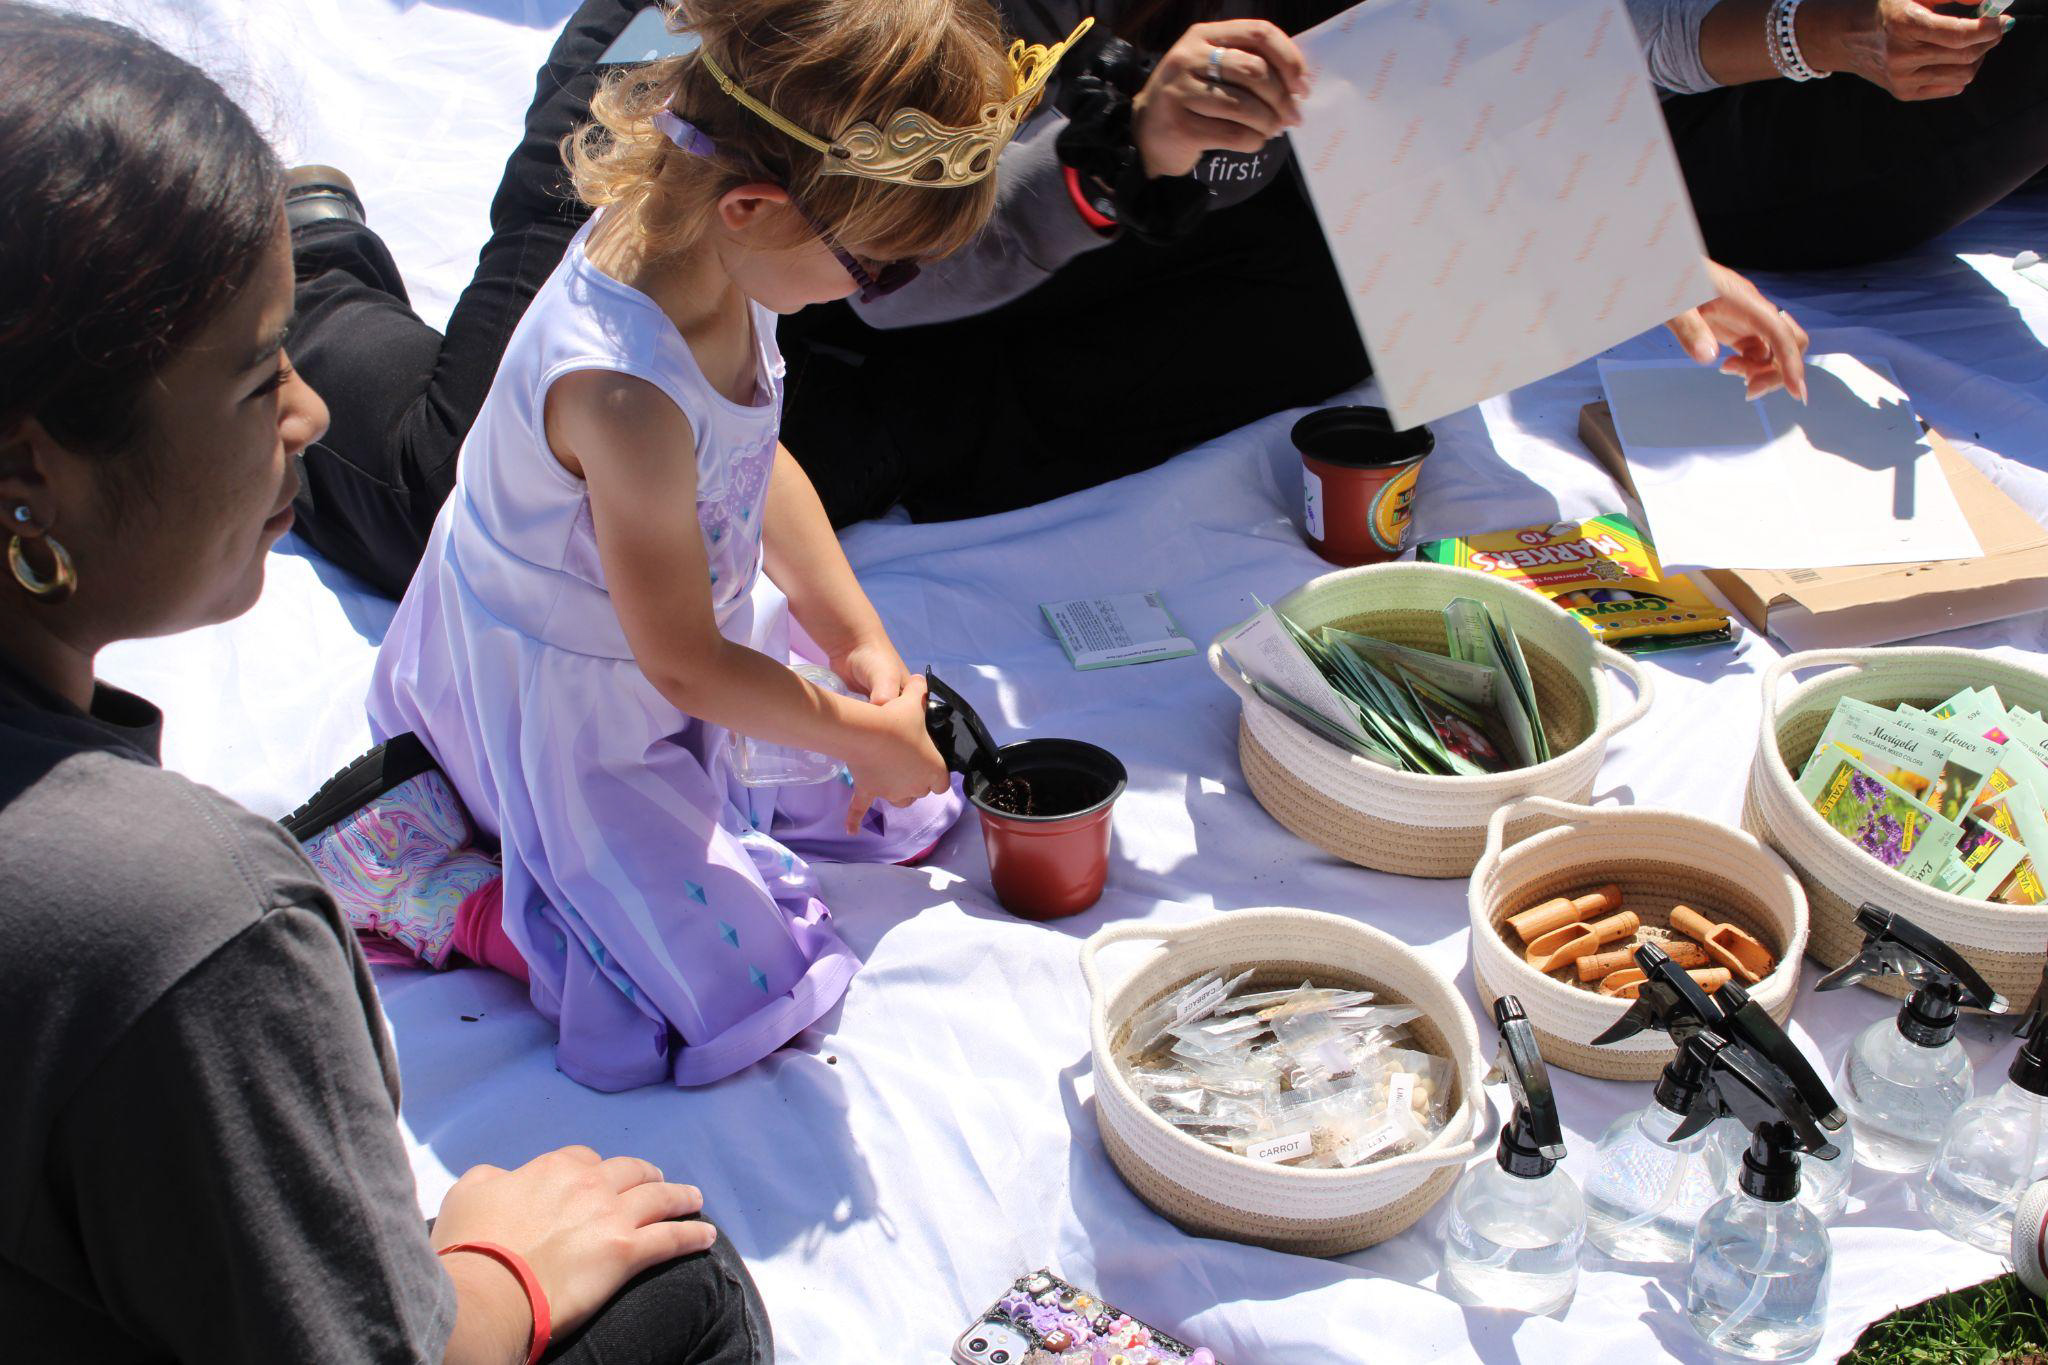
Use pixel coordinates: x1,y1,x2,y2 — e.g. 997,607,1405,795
951,1269,1218,1365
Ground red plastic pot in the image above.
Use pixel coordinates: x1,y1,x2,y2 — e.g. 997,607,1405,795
1292,405,1435,566
969,738,1128,921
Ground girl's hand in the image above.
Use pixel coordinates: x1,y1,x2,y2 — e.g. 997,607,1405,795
434,1147,713,1344
833,637,915,705
843,674,950,833
1665,260,1812,403
1131,19,1312,179
1804,0,2009,100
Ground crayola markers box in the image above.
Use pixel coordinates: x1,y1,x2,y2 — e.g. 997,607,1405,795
1416,514,1734,654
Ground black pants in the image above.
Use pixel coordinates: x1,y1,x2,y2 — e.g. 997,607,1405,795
1662,0,2048,270
288,0,630,597
427,1217,773,1364
777,167,1370,524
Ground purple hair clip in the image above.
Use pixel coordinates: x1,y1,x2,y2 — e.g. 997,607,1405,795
653,107,718,159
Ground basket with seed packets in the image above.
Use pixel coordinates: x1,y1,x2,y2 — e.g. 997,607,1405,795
1745,647,2048,1002
1207,563,1653,878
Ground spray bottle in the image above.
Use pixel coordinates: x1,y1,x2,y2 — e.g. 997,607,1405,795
1582,945,1738,1262
1440,996,1586,1314
1923,963,2048,1250
1708,977,1857,1222
1679,1034,1838,1361
1816,904,2008,1172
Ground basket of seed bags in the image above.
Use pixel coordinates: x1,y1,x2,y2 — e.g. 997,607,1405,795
1207,563,1654,877
1744,647,2048,1001
1081,909,1487,1256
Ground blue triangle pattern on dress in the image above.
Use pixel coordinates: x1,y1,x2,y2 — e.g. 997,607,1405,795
718,920,739,948
749,965,769,994
683,880,709,905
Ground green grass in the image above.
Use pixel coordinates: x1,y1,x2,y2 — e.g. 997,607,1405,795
1843,1275,2048,1364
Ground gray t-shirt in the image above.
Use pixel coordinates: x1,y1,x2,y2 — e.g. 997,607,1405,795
0,658,455,1363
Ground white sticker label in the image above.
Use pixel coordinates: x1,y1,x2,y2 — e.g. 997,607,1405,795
1336,1119,1407,1169
1248,1131,1316,1164
1303,466,1326,541
1171,978,1230,1030
1387,1071,1418,1114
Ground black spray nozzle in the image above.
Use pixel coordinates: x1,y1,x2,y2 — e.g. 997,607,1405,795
1670,1034,1838,1202
1490,996,1565,1178
1816,904,2007,1047
1592,945,1845,1131
1711,981,1846,1133
922,670,1005,789
1593,942,1726,1046
1592,943,1726,1117
2010,962,2048,1096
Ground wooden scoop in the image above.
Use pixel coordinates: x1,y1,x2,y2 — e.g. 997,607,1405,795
1598,966,1731,999
1670,904,1776,985
1576,937,1709,983
1526,910,1640,974
1506,884,1623,944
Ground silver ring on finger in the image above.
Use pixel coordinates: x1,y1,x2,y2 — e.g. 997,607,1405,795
1206,45,1227,88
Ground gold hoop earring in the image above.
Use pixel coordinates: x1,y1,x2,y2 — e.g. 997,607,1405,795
9,533,76,604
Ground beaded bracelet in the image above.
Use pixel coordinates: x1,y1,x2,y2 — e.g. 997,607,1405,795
1768,0,1831,82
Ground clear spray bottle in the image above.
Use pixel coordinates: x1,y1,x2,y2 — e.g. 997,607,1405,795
1924,964,2048,1251
1440,996,1586,1314
1681,1034,1840,1361
1816,904,2008,1173
1583,944,1737,1263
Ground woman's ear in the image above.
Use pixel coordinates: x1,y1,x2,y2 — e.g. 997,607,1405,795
715,180,794,237
0,419,58,526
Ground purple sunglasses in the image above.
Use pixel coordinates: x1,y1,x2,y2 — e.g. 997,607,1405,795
654,109,919,303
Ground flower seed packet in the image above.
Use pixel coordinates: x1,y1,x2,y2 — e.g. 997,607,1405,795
1798,746,1964,883
1811,697,1995,822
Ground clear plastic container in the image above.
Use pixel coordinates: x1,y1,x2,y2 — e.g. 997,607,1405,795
1923,1082,2048,1252
1835,1021,1974,1174
1440,1162,1585,1314
1584,1102,1731,1263
728,664,852,787
1685,1188,1830,1361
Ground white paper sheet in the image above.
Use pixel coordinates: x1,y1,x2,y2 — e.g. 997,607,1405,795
1292,0,1714,431
1598,354,1984,570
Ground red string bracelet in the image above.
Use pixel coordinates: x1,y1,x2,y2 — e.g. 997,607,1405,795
438,1241,552,1365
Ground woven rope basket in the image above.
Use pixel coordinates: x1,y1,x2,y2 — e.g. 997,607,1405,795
1468,796,1808,1081
1744,647,2048,1004
1081,910,1487,1256
1208,563,1653,879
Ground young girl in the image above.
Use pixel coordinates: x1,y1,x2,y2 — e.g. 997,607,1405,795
369,0,1088,1090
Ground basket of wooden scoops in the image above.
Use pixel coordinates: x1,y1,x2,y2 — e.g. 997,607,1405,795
1469,796,1809,1081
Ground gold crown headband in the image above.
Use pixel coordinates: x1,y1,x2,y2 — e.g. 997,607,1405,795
695,17,1092,187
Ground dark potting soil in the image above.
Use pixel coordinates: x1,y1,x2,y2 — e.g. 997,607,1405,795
981,768,1112,817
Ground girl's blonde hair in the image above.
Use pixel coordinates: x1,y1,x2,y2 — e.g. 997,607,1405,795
567,0,1010,264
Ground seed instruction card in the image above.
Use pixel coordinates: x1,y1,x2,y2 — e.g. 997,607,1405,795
1041,591,1197,670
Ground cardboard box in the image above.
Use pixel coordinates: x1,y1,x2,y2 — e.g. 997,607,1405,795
1579,401,2048,650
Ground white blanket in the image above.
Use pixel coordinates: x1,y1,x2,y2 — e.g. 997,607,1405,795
81,0,2048,1358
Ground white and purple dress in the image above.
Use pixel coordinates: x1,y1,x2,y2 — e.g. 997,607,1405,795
369,219,962,1090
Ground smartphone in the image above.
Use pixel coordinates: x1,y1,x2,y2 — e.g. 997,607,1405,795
597,5,701,66
951,1268,1215,1365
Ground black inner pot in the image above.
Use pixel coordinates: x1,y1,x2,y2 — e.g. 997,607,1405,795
1290,405,1435,470
970,738,1128,821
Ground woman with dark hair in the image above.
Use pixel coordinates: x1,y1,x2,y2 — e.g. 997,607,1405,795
0,6,769,1361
